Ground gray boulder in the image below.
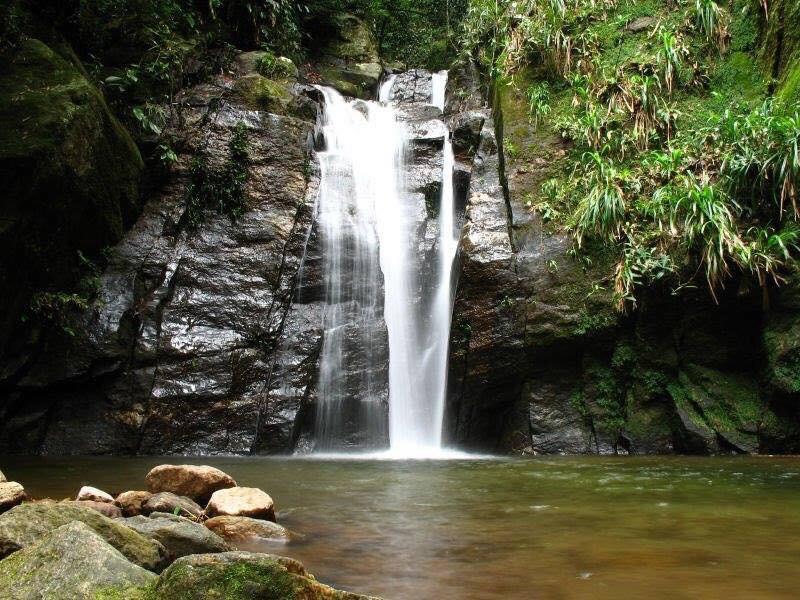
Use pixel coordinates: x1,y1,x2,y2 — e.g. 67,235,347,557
122,513,229,562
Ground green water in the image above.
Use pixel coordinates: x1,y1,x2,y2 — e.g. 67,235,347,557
3,456,800,599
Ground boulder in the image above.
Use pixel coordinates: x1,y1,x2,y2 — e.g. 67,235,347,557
145,465,236,503
319,13,379,63
122,513,229,562
319,63,382,100
0,502,165,570
151,551,375,599
0,469,5,482
66,500,123,518
204,515,291,544
143,492,203,519
115,490,153,517
205,487,276,522
0,521,156,600
232,74,293,113
0,482,25,514
0,38,143,357
76,485,114,503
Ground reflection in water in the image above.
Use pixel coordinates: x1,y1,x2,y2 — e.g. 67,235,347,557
5,456,800,599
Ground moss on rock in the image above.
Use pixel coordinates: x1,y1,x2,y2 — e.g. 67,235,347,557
0,37,143,347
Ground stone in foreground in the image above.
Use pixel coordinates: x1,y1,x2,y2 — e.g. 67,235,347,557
0,482,25,514
151,551,376,599
76,485,115,503
66,499,123,518
145,464,236,503
122,513,229,562
204,515,291,544
0,502,165,570
115,490,153,517
143,492,203,518
0,521,156,600
206,487,276,521
0,469,5,482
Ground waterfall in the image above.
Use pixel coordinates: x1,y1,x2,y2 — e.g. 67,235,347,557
311,71,458,456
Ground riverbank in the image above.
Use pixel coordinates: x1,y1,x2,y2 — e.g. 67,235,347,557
0,462,375,599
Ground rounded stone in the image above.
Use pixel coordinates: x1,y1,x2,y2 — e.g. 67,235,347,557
76,485,114,504
205,487,276,522
114,490,153,517
0,482,25,515
204,515,291,544
65,500,123,519
143,492,203,519
145,465,236,504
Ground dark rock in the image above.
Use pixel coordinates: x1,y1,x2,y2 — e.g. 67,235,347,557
0,522,156,600
0,38,143,364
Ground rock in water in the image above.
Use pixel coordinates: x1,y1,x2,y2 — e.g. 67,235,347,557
0,482,25,514
206,487,276,522
152,551,376,599
0,469,6,482
65,500,123,518
0,521,156,600
122,513,229,562
76,485,115,503
142,492,203,519
0,502,165,570
204,515,292,544
115,490,153,517
145,465,236,503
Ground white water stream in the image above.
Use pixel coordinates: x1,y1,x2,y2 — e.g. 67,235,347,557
312,72,458,457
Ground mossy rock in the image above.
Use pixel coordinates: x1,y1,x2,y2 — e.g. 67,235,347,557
0,502,165,570
320,13,378,63
319,63,382,100
149,551,375,599
672,364,769,453
763,282,800,394
0,38,142,341
0,521,155,600
232,74,293,114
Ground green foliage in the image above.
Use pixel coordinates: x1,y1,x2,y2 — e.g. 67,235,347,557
182,121,250,231
462,0,798,312
254,50,291,78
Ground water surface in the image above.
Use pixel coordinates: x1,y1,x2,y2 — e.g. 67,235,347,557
5,456,800,599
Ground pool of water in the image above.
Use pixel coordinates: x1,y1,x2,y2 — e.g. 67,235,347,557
3,455,800,599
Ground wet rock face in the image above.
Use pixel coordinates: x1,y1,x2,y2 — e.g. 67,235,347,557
0,70,322,455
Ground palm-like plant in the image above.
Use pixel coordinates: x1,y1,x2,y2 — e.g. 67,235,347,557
575,152,628,244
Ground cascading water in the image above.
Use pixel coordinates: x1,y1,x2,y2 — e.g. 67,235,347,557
311,72,459,456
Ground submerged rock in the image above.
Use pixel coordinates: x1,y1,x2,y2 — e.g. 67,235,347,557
206,487,275,521
145,464,236,504
0,482,25,514
76,485,115,504
115,490,153,517
143,492,203,519
0,502,165,570
122,513,229,562
151,551,375,599
204,515,291,544
0,521,156,600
